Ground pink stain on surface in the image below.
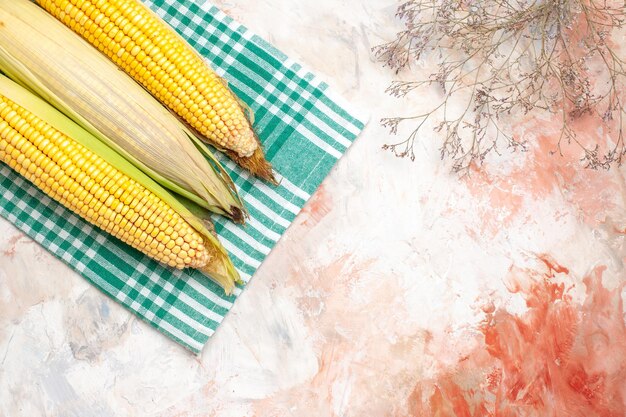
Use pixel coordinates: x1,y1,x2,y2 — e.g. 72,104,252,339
463,167,525,236
410,260,626,417
462,118,625,237
300,184,333,227
1,233,28,258
514,121,620,221
250,255,426,416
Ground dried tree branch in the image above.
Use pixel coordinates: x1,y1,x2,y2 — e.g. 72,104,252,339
375,0,626,172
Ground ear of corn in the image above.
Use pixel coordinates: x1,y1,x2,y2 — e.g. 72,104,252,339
0,0,246,222
0,73,240,294
36,0,277,183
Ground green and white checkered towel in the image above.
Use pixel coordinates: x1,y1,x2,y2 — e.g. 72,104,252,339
0,0,367,353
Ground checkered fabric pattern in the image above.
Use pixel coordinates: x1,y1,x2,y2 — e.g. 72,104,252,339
0,0,367,353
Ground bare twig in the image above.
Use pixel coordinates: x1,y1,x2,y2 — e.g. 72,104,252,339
374,0,626,172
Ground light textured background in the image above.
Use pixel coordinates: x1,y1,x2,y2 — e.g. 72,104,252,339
2,0,626,416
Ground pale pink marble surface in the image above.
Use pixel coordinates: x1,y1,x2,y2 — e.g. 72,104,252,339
1,1,626,416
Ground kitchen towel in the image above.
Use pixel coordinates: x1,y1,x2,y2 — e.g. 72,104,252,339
0,0,367,353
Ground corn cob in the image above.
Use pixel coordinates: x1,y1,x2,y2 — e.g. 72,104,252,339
0,73,240,294
36,0,277,184
0,0,246,222
0,97,208,269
